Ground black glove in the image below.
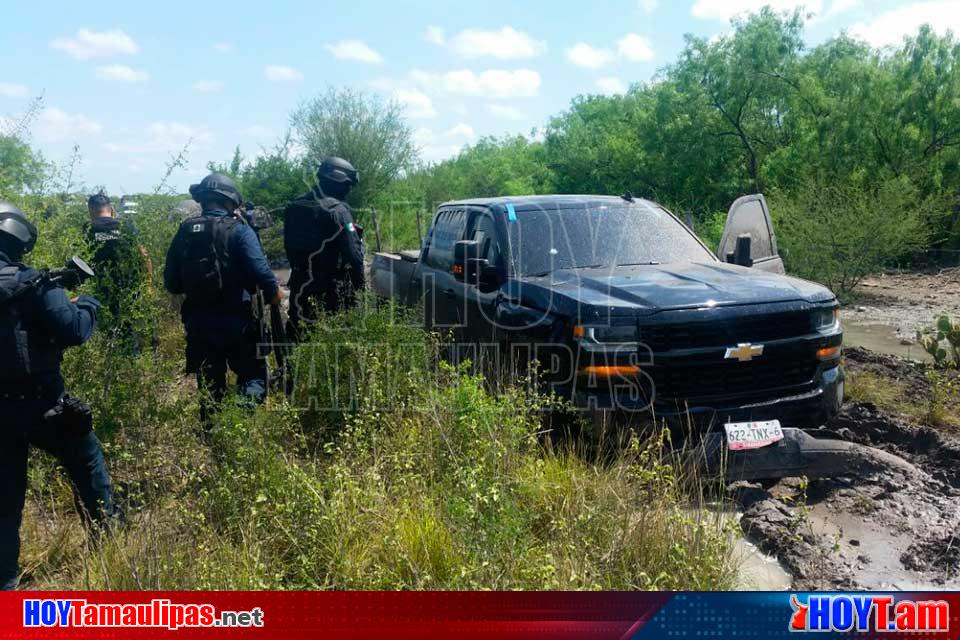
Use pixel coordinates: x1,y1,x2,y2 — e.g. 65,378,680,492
43,394,94,437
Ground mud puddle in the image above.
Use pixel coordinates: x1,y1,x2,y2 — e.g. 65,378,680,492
842,320,931,362
841,268,960,360
733,401,960,590
731,535,793,590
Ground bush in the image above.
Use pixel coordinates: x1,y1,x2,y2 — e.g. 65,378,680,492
773,176,941,295
18,276,735,589
695,210,727,253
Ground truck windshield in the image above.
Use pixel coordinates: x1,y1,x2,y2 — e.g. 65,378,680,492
507,202,715,276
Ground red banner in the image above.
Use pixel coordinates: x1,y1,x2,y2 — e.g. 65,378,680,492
5,591,960,639
3,591,671,640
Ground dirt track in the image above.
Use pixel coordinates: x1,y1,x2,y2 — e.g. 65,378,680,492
734,348,960,590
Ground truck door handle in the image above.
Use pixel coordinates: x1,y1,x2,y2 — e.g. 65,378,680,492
443,288,456,300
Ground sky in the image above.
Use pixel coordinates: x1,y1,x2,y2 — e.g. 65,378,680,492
2,0,959,195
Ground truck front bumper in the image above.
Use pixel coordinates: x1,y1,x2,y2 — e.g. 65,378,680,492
571,363,844,430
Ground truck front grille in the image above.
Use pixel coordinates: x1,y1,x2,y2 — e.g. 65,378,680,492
639,311,812,352
651,357,818,400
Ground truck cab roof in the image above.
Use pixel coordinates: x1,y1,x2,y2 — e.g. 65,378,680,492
439,194,660,213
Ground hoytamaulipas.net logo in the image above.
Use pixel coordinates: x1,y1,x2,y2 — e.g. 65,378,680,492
790,594,949,633
23,598,264,630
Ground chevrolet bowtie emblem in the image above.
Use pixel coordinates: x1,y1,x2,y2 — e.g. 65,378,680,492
724,343,764,362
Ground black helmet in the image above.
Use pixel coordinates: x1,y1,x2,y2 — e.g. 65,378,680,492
188,173,242,208
0,201,37,256
317,157,359,186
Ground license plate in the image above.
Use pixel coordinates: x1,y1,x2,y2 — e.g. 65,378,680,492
723,420,784,451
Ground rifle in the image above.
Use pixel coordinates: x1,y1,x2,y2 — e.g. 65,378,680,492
242,204,292,390
1,256,96,305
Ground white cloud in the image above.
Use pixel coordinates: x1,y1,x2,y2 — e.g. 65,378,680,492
391,88,437,119
638,0,658,12
617,33,655,62
95,64,149,83
367,76,398,91
448,26,546,59
51,28,139,60
411,68,541,99
809,0,861,24
102,121,213,154
424,25,446,46
486,103,524,120
36,108,103,142
596,76,628,94
324,39,384,64
413,126,471,162
264,65,303,83
567,34,655,69
445,123,475,139
146,122,212,147
823,0,860,18
708,31,731,44
566,42,616,69
691,0,823,21
0,83,29,98
192,80,223,93
213,42,232,53
851,1,960,48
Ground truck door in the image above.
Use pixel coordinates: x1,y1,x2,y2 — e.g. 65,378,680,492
462,209,504,349
420,207,467,333
717,194,785,274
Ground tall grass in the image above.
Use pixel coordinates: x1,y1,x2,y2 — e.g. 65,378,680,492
12,196,734,591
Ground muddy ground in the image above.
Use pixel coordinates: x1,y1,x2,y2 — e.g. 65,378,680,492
734,347,960,590
841,268,960,355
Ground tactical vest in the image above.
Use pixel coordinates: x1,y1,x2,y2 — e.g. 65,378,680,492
284,196,350,272
176,214,242,304
0,265,62,383
88,217,124,267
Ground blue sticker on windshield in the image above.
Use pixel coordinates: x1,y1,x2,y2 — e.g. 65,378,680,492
506,203,517,222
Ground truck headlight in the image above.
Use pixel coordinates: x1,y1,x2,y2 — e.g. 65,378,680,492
573,324,638,345
813,307,840,333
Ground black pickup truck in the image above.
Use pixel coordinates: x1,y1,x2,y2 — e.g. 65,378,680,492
371,194,843,430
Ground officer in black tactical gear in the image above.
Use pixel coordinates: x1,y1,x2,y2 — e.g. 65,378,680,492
86,192,152,351
0,201,114,591
283,156,365,338
163,174,280,429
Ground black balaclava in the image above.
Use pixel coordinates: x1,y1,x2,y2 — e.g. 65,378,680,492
317,178,351,201
0,236,24,262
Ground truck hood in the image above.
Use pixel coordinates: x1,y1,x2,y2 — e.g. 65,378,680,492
509,262,835,317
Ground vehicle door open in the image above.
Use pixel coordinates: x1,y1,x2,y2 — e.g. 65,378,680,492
717,194,785,274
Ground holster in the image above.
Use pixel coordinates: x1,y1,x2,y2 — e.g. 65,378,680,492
43,394,94,437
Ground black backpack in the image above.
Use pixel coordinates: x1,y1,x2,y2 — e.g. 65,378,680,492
0,264,58,380
176,215,242,300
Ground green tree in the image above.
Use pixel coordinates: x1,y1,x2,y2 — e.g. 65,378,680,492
773,176,940,294
208,135,310,211
0,135,48,197
291,88,417,207
671,9,806,194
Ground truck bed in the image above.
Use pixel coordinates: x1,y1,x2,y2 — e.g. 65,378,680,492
371,250,420,304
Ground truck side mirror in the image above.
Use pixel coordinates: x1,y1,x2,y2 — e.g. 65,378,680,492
476,262,505,293
453,240,479,281
728,234,754,268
